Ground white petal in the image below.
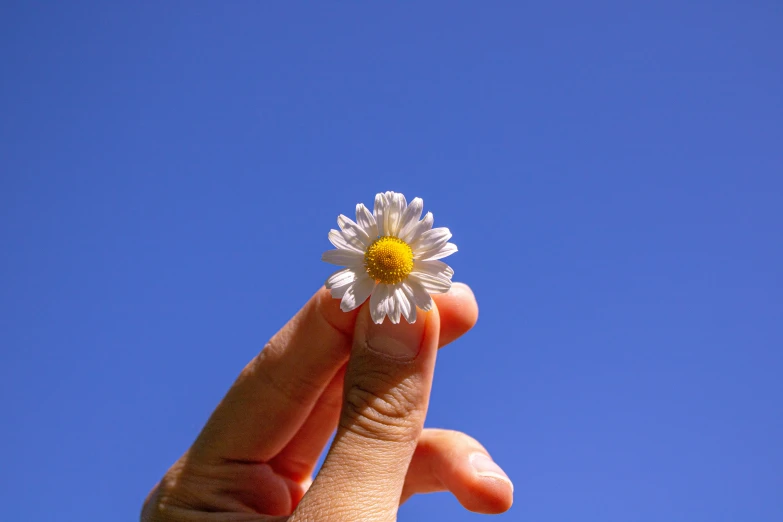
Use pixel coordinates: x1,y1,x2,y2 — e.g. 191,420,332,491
397,284,416,324
386,287,399,324
402,212,434,244
338,214,371,248
328,229,364,253
386,192,406,237
322,249,365,267
330,284,351,299
382,285,395,323
407,278,434,312
412,227,452,255
355,203,378,239
409,272,452,294
373,193,389,237
325,267,358,289
340,275,375,312
388,285,402,324
412,259,454,280
418,242,458,261
369,283,389,324
339,228,370,252
397,197,423,241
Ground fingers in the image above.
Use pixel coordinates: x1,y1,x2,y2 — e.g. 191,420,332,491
193,283,478,468
270,283,478,480
401,429,514,514
268,366,346,481
292,302,441,521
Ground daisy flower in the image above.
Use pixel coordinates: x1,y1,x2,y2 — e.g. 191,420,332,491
322,191,457,324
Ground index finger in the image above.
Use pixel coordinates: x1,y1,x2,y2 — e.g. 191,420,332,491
192,287,357,463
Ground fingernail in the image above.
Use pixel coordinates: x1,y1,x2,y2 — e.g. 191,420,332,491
470,453,513,490
449,282,473,297
365,313,426,361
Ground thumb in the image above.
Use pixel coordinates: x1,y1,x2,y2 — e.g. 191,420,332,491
292,302,440,521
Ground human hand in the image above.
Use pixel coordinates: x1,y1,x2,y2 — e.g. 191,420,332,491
142,283,513,521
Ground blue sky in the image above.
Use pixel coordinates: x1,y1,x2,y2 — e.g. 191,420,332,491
1,2,781,521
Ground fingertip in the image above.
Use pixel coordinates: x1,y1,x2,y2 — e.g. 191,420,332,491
410,430,513,515
450,281,476,298
359,300,437,362
464,459,514,514
315,286,361,337
449,282,479,328
433,282,479,347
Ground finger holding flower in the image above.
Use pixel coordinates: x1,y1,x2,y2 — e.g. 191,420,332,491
142,191,512,522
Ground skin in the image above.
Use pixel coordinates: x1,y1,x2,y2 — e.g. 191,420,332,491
142,283,513,521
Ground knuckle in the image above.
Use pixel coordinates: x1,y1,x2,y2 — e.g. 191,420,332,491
143,457,263,520
141,465,193,521
340,371,422,442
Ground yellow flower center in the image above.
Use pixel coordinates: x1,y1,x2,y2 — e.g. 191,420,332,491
364,236,414,285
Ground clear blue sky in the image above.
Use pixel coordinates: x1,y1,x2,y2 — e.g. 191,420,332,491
1,3,781,521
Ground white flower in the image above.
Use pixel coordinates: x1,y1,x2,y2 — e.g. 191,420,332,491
322,191,458,324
